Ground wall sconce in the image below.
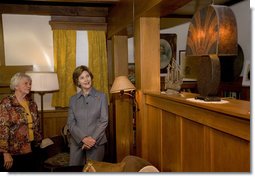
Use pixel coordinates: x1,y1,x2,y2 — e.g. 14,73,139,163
110,75,138,155
186,4,238,101
25,71,59,136
110,75,139,109
110,75,135,94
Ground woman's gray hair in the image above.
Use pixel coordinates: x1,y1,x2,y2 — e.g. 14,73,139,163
10,72,32,91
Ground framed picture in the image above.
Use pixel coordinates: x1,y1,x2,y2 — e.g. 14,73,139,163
242,60,250,86
160,34,177,74
128,63,135,84
179,50,199,81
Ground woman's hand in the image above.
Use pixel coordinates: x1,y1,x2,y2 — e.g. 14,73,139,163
82,136,96,150
3,152,13,170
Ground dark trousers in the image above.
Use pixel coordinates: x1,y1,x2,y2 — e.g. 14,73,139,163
0,145,42,172
0,152,35,172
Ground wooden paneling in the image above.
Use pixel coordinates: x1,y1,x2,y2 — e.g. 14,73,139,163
0,15,4,66
0,65,33,86
181,119,207,172
162,111,181,172
210,129,250,172
146,105,161,169
141,92,250,172
43,109,68,138
0,86,12,101
0,65,33,100
115,96,132,162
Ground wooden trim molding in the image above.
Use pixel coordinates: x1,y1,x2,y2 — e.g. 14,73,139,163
49,21,107,30
49,16,107,30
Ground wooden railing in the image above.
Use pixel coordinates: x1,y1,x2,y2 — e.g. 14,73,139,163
140,91,250,172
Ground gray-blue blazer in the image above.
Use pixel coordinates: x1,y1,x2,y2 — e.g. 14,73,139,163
67,87,108,165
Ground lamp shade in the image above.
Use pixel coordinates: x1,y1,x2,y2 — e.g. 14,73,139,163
110,76,135,93
25,71,59,92
186,5,238,56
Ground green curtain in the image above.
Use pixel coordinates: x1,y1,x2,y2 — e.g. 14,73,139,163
52,30,77,107
87,31,109,103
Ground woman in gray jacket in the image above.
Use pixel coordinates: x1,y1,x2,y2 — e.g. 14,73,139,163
68,65,108,166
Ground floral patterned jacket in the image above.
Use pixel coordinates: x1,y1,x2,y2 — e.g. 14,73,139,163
0,94,42,155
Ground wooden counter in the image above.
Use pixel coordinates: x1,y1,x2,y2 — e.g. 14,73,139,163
140,91,250,172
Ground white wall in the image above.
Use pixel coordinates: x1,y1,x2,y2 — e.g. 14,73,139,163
128,37,134,63
76,31,89,67
251,1,255,157
2,14,88,110
3,14,54,71
231,0,251,83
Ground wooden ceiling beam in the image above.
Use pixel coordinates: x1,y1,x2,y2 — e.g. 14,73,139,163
107,0,192,38
107,0,133,38
49,15,107,30
160,17,191,30
49,21,107,30
134,0,192,18
20,0,119,3
0,4,108,17
51,16,106,23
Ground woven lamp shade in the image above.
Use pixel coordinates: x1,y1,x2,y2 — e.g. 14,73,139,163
186,5,238,57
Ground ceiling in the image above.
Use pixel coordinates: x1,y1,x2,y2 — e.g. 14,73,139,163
0,0,245,16
0,0,245,30
167,0,244,17
0,0,119,6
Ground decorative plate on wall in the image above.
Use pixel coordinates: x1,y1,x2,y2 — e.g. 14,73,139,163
160,39,172,69
160,34,177,73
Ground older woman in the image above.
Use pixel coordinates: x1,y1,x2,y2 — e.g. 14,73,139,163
0,72,42,172
68,65,108,166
